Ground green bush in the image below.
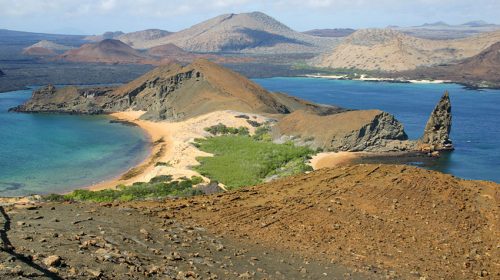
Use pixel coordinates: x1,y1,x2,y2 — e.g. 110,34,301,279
43,175,203,203
194,135,314,189
204,123,249,136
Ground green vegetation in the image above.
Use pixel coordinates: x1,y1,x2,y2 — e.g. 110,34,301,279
155,161,172,167
43,175,204,203
204,123,249,136
292,63,383,78
194,135,313,189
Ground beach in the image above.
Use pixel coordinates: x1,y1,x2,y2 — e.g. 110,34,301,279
88,110,270,191
310,151,365,170
304,74,451,84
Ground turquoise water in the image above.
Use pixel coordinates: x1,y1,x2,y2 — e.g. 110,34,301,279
0,89,150,196
254,78,500,183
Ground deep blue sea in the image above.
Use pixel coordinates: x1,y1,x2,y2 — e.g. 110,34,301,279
254,78,500,183
0,88,150,196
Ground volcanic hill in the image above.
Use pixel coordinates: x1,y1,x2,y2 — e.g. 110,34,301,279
23,40,73,56
315,28,500,71
59,39,146,64
132,12,339,53
400,41,500,88
117,29,172,48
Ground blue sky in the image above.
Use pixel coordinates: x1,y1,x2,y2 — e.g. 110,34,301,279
0,0,499,35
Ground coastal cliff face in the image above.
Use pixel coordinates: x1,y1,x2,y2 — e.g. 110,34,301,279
274,109,412,152
12,85,115,114
420,92,453,151
12,59,343,121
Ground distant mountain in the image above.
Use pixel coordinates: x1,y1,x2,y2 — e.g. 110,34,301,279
394,21,500,39
60,39,146,64
461,20,493,27
117,29,172,48
137,12,339,53
23,40,73,56
421,21,449,27
146,43,188,57
314,28,500,71
0,29,86,48
84,31,125,42
302,29,356,38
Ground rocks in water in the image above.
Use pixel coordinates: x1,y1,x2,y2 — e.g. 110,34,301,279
420,91,453,151
0,69,4,76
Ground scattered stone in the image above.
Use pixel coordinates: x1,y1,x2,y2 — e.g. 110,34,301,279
43,255,61,267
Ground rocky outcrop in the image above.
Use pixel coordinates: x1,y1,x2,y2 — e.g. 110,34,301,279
11,85,115,114
420,92,453,151
11,59,343,120
274,109,413,152
274,92,454,153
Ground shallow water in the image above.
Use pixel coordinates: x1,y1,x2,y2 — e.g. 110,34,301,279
254,78,500,183
0,89,150,196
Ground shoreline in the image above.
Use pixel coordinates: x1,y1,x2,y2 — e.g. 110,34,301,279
304,74,452,85
310,152,366,170
87,110,271,191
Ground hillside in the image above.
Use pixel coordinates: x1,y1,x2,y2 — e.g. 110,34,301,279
274,109,411,152
315,28,500,71
84,31,124,42
107,59,341,120
2,164,497,279
23,40,73,56
59,39,146,64
14,59,341,120
399,42,500,88
303,28,356,37
117,29,172,48
136,12,339,53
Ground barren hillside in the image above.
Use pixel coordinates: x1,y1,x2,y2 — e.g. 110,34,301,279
315,28,500,71
136,12,340,53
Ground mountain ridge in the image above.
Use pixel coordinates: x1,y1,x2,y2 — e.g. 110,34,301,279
314,28,500,71
131,12,340,53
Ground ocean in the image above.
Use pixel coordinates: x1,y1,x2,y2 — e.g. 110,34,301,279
0,88,150,196
1,79,499,197
254,77,500,183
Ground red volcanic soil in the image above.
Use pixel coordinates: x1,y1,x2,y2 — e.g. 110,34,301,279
60,39,147,64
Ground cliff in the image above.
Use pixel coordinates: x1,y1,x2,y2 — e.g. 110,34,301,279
12,59,342,120
274,109,414,152
420,92,453,151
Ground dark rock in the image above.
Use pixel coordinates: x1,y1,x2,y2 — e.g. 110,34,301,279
421,91,453,151
0,69,4,76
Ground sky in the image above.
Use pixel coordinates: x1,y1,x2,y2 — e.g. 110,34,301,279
0,0,499,35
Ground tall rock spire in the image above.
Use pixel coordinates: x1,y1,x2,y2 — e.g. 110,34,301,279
420,91,453,151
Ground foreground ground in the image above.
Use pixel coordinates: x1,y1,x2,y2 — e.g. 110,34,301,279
1,164,498,279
